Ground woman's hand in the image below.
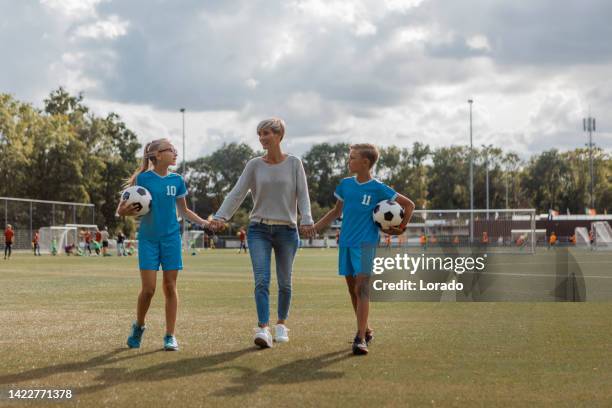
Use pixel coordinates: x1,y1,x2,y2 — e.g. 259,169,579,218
117,200,141,217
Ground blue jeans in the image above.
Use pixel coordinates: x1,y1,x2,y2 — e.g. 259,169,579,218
247,222,300,326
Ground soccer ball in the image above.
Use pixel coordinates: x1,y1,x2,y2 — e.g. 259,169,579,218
121,186,152,216
372,200,404,230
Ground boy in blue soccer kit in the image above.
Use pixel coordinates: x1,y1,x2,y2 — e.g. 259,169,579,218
315,144,414,355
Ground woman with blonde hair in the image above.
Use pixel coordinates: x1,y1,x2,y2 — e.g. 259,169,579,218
211,118,315,348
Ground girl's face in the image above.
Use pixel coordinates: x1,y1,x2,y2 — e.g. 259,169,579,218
156,144,178,166
258,128,281,150
348,149,370,173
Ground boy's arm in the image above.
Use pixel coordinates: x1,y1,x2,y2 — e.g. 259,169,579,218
384,193,415,235
314,200,343,233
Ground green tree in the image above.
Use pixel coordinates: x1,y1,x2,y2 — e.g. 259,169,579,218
302,143,350,207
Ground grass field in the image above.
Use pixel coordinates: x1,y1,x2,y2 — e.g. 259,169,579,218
2,249,612,407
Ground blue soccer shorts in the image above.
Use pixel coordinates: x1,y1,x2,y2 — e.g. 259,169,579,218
138,233,183,272
338,246,376,277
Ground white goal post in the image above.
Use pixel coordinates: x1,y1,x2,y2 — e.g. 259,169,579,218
403,209,537,253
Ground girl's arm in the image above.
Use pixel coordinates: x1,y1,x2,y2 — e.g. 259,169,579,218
176,197,210,228
314,200,343,233
384,193,415,235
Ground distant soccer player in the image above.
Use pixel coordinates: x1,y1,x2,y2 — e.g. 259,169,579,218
314,144,415,355
116,231,126,256
32,229,41,256
384,233,392,250
548,231,557,249
94,228,102,256
237,227,247,254
481,231,489,245
4,224,14,260
101,226,110,256
83,230,92,255
117,138,210,351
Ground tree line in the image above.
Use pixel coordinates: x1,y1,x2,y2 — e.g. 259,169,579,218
1,89,610,234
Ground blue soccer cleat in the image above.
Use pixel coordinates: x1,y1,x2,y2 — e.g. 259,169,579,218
127,322,145,348
163,334,179,351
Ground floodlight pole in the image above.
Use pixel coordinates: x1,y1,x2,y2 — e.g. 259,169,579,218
583,116,596,209
485,146,489,219
180,108,186,249
468,99,474,243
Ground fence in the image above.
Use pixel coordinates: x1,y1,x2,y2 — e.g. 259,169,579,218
1,197,95,250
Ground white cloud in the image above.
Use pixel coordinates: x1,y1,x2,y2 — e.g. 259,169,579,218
466,34,491,52
73,15,129,40
40,0,105,19
1,0,611,161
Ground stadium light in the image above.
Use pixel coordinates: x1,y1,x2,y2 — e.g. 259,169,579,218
468,99,474,243
583,116,596,209
180,108,186,249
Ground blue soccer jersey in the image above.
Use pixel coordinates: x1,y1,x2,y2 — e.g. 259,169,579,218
335,176,397,247
136,171,187,241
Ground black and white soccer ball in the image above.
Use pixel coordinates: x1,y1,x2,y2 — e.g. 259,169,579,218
372,200,404,230
121,186,152,216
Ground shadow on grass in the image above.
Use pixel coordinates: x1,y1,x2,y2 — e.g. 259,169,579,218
0,348,159,386
1,347,351,398
214,349,352,396
76,347,257,395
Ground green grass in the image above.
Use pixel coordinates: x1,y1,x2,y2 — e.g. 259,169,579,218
2,249,612,407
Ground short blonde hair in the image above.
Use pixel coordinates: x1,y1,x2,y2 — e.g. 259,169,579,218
257,118,286,140
350,143,379,169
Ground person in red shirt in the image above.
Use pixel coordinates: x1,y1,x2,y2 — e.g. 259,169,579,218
4,224,14,260
237,227,247,254
32,229,41,256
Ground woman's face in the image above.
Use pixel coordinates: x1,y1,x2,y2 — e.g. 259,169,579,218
258,128,281,150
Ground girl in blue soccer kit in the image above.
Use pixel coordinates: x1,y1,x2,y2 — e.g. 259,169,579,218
117,138,210,351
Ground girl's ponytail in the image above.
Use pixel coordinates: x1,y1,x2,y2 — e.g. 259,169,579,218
125,142,153,188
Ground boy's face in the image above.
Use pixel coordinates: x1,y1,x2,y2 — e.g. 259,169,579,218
348,149,370,173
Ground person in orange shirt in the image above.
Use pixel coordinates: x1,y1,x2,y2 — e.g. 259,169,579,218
419,233,427,249
4,224,14,260
548,232,557,248
452,235,460,245
569,233,576,245
384,233,392,249
32,229,41,256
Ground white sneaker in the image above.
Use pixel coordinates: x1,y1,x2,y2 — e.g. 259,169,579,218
274,324,290,343
253,327,273,349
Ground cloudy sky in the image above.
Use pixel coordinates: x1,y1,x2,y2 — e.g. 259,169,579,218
1,0,611,160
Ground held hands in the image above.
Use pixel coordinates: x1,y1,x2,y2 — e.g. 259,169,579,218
117,200,142,217
208,219,227,232
299,224,316,239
